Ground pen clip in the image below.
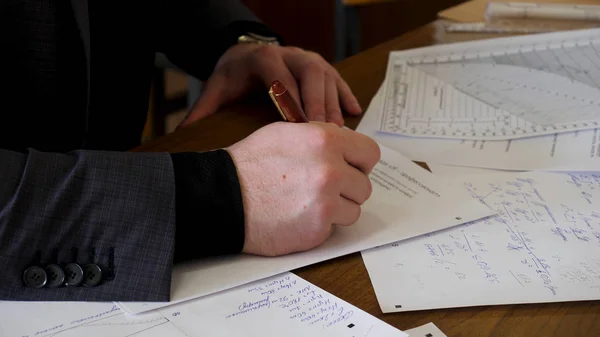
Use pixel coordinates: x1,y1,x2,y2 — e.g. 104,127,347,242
269,85,289,122
269,80,309,123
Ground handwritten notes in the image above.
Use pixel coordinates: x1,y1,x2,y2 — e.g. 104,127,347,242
361,168,600,312
118,145,493,314
160,272,406,337
0,302,122,337
1,273,406,337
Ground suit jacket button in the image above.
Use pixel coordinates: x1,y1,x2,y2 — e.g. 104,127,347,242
44,264,65,288
23,266,47,288
63,263,84,287
82,264,103,287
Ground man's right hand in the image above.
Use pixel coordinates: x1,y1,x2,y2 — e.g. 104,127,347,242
226,122,381,257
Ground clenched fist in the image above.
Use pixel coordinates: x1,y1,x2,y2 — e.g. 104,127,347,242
226,122,380,257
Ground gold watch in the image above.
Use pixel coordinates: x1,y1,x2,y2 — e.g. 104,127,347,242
237,32,280,46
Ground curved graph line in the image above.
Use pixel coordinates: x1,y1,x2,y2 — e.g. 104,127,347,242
415,62,600,126
434,42,600,91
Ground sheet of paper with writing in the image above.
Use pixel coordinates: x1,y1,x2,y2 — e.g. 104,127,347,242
356,83,600,171
378,28,600,141
361,167,600,313
1,273,406,337
117,145,493,314
405,322,448,337
158,272,406,337
0,302,122,337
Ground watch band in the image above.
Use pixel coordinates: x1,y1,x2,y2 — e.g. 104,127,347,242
237,32,281,46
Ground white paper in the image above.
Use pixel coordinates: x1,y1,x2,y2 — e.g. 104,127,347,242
2,273,407,337
361,168,600,313
405,322,448,337
158,272,406,337
377,28,600,140
428,164,512,178
485,2,600,21
118,145,494,314
357,83,600,171
0,302,122,337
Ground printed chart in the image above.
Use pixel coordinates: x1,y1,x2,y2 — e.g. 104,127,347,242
379,29,600,140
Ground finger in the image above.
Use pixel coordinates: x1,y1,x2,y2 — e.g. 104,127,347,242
252,48,302,106
325,73,344,126
284,55,326,122
333,197,361,226
179,74,227,128
300,65,326,122
340,164,372,205
335,74,362,115
339,128,381,174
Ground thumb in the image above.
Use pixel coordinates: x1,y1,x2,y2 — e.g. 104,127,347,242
178,74,227,128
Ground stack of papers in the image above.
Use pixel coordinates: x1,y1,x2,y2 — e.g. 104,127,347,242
358,28,600,172
355,27,600,314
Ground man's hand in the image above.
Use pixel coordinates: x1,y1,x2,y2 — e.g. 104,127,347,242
226,122,380,257
179,44,363,128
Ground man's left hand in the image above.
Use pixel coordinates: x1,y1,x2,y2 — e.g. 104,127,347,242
178,44,363,128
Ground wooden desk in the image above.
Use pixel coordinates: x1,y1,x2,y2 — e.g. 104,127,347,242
135,22,600,336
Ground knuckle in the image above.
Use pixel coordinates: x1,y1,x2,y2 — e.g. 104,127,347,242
251,45,279,63
303,60,324,74
313,199,337,225
315,164,342,189
328,107,342,116
373,142,382,162
349,205,362,224
325,67,338,83
309,127,336,150
286,46,304,54
367,141,382,169
365,178,373,200
308,51,324,61
309,106,328,121
357,179,373,205
324,67,340,78
328,112,344,125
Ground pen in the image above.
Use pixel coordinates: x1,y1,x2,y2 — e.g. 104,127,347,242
269,80,309,123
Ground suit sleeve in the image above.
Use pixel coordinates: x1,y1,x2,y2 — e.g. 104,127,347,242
0,148,176,302
154,0,283,81
170,150,245,263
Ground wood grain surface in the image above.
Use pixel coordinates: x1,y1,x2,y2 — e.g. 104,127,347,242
134,23,600,336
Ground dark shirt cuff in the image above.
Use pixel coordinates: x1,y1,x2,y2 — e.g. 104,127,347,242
170,149,245,263
183,20,284,81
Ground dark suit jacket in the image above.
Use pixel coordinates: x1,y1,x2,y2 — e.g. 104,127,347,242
0,0,269,301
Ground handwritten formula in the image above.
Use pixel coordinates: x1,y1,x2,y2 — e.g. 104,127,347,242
362,171,600,313
163,272,405,337
226,275,353,330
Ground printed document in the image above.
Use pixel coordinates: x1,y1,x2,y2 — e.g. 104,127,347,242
361,167,600,313
117,145,493,314
1,273,406,337
357,84,600,171
378,29,600,141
